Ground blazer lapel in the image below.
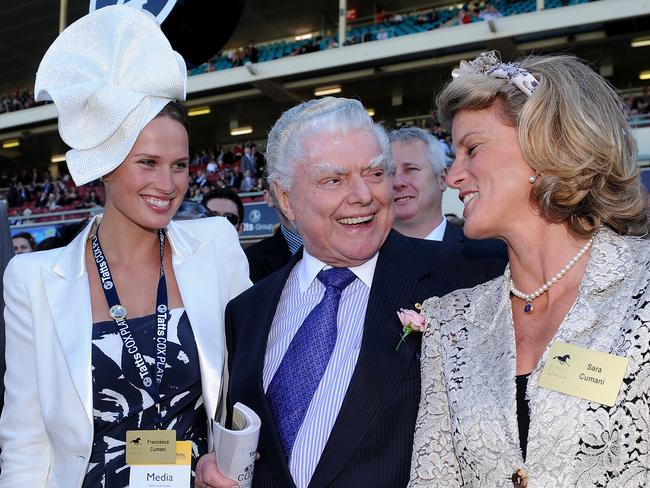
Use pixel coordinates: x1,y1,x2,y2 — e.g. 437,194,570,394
472,280,521,457
550,229,631,346
442,221,464,244
44,218,96,427
258,251,305,487
265,231,292,270
167,221,226,421
309,234,425,487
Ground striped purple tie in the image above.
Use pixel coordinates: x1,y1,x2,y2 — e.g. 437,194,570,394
266,267,356,461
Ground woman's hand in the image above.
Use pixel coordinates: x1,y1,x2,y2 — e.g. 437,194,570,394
195,451,239,488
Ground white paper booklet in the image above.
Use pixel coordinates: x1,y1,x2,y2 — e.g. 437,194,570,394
212,402,261,488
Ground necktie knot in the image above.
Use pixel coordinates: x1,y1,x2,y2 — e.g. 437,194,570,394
317,267,356,291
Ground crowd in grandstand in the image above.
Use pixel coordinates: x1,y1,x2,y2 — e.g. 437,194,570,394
3,142,268,221
219,42,260,69
0,1,603,114
2,122,453,228
187,143,265,196
183,1,586,74
624,92,650,115
0,113,458,219
458,2,502,24
5,170,98,212
0,88,48,114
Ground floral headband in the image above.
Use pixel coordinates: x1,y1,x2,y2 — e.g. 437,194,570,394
451,51,539,96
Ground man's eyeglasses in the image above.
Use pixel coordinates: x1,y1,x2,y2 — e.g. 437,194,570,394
173,201,241,227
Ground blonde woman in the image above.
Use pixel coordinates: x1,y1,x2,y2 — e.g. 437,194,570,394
410,53,649,487
0,7,250,487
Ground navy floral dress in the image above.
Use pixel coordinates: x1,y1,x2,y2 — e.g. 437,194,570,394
83,308,208,487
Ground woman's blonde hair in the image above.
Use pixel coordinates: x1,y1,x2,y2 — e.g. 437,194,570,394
437,54,648,237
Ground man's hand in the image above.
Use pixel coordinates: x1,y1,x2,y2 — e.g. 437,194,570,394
195,451,239,488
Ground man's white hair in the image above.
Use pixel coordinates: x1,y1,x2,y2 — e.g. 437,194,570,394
387,127,447,176
265,97,393,191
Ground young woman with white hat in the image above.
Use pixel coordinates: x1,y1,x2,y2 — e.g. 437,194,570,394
0,6,250,487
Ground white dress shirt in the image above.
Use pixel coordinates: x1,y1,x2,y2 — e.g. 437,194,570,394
262,250,378,488
423,217,447,242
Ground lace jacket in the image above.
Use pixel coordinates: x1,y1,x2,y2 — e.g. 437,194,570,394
409,229,650,487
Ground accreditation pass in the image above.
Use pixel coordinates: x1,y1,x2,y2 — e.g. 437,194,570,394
127,430,191,488
538,341,629,406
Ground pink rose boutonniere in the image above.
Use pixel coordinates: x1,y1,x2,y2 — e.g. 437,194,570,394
395,305,428,351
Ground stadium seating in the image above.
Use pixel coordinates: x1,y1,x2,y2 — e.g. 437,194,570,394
189,0,590,76
4,2,595,105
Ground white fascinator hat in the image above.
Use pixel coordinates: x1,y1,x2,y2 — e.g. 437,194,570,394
34,5,187,186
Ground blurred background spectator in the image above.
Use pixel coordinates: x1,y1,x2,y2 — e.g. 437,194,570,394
201,187,245,234
12,231,35,254
0,88,49,114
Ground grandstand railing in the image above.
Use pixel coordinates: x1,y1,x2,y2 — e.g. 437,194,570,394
191,0,591,75
7,191,267,230
9,207,100,229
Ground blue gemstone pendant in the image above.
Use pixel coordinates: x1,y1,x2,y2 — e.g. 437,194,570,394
523,303,534,314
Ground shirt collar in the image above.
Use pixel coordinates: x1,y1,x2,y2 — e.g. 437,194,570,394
298,248,378,292
280,224,303,255
423,217,447,241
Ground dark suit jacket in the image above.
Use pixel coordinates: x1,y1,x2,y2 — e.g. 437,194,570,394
443,221,507,261
244,230,292,283
226,230,506,488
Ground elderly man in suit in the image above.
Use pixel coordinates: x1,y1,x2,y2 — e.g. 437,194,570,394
197,97,506,488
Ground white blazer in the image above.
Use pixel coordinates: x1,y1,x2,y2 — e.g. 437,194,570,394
0,216,251,487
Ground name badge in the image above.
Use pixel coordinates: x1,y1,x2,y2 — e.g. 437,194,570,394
126,430,177,465
129,441,192,488
538,341,629,406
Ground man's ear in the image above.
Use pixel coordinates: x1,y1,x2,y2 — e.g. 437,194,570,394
262,189,275,208
439,168,448,192
273,180,295,222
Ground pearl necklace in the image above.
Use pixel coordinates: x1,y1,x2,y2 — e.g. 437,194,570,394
509,236,594,314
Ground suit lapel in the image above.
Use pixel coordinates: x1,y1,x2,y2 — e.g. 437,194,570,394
44,271,94,425
44,219,96,427
168,221,226,420
443,221,464,243
250,252,303,487
265,231,292,270
474,282,521,454
309,234,425,487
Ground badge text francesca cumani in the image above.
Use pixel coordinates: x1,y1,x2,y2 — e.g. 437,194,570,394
147,438,171,452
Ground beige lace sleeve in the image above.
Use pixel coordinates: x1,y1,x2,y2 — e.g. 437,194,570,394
408,296,463,487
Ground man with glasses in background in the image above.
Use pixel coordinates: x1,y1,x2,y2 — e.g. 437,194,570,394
202,187,244,233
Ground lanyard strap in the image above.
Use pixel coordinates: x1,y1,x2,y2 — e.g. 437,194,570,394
91,229,169,400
